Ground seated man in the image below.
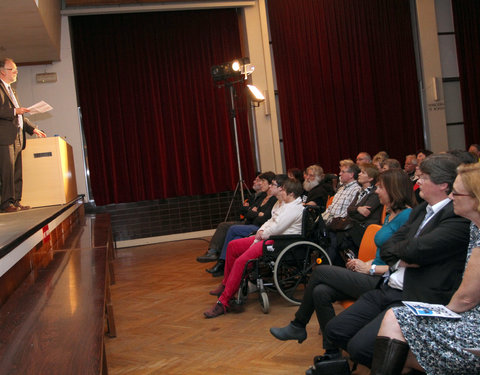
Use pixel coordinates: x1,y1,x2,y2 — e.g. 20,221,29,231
404,154,417,181
323,153,470,370
204,178,304,318
356,152,372,166
321,159,362,263
302,164,332,210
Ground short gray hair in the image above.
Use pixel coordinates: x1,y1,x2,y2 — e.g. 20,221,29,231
419,153,461,194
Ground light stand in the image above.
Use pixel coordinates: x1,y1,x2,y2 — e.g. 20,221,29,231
211,58,260,221
223,81,251,221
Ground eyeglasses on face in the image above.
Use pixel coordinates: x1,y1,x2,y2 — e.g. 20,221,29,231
451,190,473,197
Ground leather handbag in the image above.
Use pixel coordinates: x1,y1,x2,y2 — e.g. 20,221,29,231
305,355,351,375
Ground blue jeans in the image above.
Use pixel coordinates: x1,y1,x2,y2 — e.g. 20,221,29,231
219,224,259,260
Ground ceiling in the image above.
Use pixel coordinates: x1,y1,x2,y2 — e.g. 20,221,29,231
0,0,61,65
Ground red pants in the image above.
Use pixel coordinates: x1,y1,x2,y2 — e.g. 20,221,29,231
219,236,265,306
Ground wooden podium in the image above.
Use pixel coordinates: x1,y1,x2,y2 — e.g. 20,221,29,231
22,137,78,208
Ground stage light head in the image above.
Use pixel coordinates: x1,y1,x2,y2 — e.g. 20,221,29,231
247,85,265,103
211,57,251,82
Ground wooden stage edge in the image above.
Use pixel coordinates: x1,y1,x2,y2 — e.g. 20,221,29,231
0,197,85,307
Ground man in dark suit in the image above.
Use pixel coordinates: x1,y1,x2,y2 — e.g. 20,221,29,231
0,58,46,212
323,153,470,369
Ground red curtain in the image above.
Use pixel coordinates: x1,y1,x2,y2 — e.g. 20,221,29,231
267,0,424,173
452,0,480,146
70,10,254,205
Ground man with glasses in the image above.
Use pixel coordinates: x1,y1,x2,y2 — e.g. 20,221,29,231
323,153,470,370
0,58,46,212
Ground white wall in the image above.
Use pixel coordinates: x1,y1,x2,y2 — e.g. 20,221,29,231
16,16,88,198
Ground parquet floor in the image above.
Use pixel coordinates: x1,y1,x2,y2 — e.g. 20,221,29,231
105,238,369,375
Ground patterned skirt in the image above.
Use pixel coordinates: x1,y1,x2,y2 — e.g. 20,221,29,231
393,305,480,375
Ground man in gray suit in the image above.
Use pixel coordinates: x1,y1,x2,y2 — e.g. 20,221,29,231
0,58,46,212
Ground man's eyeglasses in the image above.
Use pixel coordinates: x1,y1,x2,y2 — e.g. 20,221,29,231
3,68,18,73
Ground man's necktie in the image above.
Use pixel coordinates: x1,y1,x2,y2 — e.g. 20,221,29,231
6,85,23,130
415,206,434,237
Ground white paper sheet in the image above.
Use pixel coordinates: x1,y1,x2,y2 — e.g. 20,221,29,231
27,101,53,114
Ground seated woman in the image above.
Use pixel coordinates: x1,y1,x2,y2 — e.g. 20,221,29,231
370,162,480,375
204,178,304,318
197,172,275,263
335,163,383,257
269,169,415,362
206,173,281,276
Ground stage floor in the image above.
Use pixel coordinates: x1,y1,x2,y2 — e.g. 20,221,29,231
0,204,75,255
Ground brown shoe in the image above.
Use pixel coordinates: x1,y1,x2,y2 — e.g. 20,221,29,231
3,204,19,213
209,284,225,297
204,301,227,319
14,202,30,210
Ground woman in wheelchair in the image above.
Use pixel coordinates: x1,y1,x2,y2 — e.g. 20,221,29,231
269,169,415,362
204,178,305,318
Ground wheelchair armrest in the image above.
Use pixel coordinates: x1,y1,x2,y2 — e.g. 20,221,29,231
268,234,304,241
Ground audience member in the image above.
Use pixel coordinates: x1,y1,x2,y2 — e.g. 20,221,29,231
322,160,362,263
287,167,304,183
370,162,480,375
206,173,281,277
448,149,478,165
335,163,383,256
356,152,372,166
196,173,270,263
416,149,433,164
381,158,401,171
324,153,470,368
303,164,331,210
204,178,304,318
468,144,480,160
270,169,414,366
404,154,417,181
372,151,389,170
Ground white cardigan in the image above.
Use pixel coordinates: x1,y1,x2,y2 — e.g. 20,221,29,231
258,197,304,240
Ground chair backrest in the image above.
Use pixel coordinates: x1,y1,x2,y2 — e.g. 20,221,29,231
357,224,382,262
326,195,334,208
380,205,387,224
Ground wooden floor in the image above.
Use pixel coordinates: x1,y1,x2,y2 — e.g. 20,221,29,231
105,238,369,375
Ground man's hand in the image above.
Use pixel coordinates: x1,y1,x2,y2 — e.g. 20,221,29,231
15,107,30,115
33,129,47,138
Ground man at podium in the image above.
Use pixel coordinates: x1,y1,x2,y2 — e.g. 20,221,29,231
0,58,46,213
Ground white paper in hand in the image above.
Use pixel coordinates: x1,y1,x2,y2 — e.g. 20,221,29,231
27,101,53,114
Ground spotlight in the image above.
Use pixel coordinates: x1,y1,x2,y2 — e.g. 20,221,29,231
247,85,265,103
211,58,250,82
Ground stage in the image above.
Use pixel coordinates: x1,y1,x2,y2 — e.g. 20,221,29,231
0,197,84,278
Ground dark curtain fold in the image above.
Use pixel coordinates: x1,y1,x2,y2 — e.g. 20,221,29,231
71,10,254,205
267,0,424,172
451,0,480,145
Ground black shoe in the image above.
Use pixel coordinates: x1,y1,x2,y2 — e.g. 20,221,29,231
196,250,219,263
212,269,224,277
270,322,307,343
206,259,224,274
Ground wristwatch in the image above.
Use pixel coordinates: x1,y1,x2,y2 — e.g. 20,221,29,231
369,264,376,276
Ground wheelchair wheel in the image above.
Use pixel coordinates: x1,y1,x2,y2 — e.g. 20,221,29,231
273,241,331,305
236,278,248,305
259,291,269,314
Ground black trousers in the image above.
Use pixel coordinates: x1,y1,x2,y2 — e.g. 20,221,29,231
324,284,403,367
0,132,23,209
208,221,243,253
294,265,381,351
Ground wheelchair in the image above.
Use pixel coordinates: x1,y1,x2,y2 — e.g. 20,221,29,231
236,205,332,313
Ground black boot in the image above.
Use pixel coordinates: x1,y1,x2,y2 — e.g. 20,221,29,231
206,259,224,274
370,336,409,375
